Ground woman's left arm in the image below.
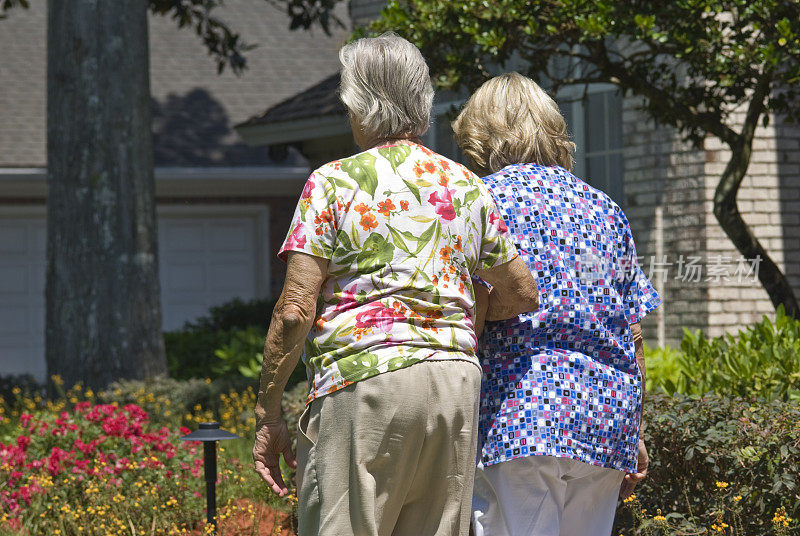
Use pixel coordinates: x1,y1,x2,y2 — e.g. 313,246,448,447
620,321,649,498
253,251,328,496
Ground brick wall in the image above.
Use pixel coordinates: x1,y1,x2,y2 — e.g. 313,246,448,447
623,98,800,345
622,97,710,346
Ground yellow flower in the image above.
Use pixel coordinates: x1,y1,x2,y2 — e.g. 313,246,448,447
734,495,742,502
715,481,729,489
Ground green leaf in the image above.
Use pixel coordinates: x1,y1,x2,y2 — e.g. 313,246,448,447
340,153,378,197
378,145,412,172
463,188,480,206
414,222,437,255
402,178,422,203
386,225,414,256
357,233,396,272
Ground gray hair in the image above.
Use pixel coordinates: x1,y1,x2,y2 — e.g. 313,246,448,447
339,33,434,141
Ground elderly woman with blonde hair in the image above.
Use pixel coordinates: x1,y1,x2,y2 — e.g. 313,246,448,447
252,38,539,536
452,72,661,536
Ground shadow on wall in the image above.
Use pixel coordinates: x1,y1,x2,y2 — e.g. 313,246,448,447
152,88,298,167
776,118,800,297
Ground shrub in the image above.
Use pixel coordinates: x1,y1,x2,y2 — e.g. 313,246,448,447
211,327,265,380
164,297,306,387
165,297,275,381
613,394,800,536
184,298,276,333
645,307,800,401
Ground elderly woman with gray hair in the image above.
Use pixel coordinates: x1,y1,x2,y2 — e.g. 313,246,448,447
252,35,538,536
452,73,661,536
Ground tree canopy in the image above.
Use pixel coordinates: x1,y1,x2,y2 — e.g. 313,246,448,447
371,0,800,316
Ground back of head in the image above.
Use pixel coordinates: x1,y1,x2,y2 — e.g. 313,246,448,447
339,33,434,142
452,72,575,175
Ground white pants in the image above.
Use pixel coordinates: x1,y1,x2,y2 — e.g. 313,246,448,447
472,456,625,536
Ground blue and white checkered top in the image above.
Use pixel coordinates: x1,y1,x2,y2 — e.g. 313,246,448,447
478,163,662,472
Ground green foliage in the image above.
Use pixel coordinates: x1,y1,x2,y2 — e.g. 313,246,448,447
165,297,308,388
646,307,800,401
165,297,275,381
614,394,800,536
184,297,277,333
212,327,265,379
373,0,800,147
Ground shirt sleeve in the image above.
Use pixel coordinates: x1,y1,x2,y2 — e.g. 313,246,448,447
278,171,338,262
616,209,661,325
476,181,519,271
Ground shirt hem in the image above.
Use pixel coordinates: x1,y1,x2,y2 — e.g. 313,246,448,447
306,352,480,404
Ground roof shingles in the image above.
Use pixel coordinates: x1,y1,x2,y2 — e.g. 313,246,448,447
0,0,349,167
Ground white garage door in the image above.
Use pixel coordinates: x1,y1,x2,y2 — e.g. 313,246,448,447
0,213,262,381
0,219,47,381
158,216,258,331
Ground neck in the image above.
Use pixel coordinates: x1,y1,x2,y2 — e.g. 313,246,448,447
365,136,422,150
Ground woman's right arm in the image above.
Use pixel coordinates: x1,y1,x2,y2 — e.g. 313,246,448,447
476,256,539,321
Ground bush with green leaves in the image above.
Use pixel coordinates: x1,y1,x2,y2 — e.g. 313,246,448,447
613,393,800,535
646,307,800,401
165,298,273,381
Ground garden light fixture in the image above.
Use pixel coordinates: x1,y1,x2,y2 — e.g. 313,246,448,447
180,422,240,534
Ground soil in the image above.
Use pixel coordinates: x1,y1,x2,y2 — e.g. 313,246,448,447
187,498,295,536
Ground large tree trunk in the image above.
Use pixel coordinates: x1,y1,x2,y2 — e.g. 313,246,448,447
46,0,166,389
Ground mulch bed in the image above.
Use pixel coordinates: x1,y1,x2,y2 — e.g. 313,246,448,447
187,498,295,536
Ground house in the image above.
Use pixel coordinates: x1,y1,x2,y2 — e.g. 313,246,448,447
0,0,348,381
2,1,798,383
237,0,800,347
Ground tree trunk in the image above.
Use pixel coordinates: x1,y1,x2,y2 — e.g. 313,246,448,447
46,0,166,389
714,135,800,319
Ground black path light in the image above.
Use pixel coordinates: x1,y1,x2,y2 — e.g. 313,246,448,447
181,422,240,534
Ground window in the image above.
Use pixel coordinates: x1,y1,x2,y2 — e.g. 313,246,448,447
559,86,625,205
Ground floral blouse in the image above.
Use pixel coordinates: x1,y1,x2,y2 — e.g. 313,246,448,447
279,142,518,402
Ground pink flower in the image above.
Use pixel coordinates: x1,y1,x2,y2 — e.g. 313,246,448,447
428,189,456,221
355,304,404,333
285,222,308,250
489,209,508,232
301,178,315,199
332,283,360,315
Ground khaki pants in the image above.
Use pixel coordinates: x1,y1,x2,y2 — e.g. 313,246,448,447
296,360,482,536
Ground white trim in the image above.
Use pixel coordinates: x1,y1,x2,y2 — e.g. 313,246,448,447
236,114,350,146
0,166,310,198
0,205,47,217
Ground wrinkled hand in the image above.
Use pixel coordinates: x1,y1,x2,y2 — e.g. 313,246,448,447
620,439,649,499
253,418,297,497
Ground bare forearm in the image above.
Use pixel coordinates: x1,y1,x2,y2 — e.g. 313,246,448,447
479,256,539,322
254,252,327,426
255,303,313,424
474,283,489,336
631,322,645,419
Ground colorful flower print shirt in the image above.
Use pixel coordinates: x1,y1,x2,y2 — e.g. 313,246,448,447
478,164,661,473
278,142,518,402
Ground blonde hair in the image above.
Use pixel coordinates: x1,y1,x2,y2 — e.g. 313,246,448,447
339,32,434,141
452,72,575,175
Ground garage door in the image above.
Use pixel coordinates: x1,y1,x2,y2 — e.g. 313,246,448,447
158,216,258,331
0,219,47,381
0,214,260,382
